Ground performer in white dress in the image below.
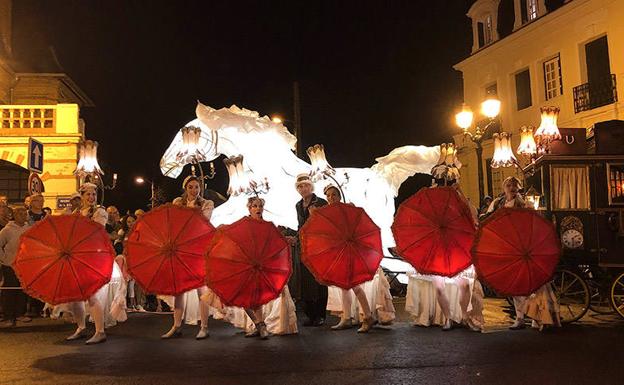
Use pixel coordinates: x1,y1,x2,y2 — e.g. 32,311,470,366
242,197,272,340
161,176,215,340
485,176,561,331
321,185,377,333
65,183,114,345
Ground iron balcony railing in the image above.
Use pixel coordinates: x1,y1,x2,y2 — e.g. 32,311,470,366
573,74,618,113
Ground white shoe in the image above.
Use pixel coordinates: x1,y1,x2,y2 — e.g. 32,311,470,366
442,319,453,331
66,327,87,341
196,327,209,340
331,318,353,330
161,326,182,339
357,317,377,333
258,323,269,340
509,319,525,330
245,329,259,338
85,332,107,345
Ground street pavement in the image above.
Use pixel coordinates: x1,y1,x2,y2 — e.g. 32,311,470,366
0,300,623,385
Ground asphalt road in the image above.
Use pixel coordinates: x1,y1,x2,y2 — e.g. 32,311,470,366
1,309,623,385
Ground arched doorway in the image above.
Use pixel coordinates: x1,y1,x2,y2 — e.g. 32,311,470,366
0,159,29,204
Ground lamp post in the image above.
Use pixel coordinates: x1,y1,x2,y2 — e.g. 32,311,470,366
455,97,501,205
135,176,155,209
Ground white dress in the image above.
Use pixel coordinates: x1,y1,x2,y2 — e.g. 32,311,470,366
326,267,396,324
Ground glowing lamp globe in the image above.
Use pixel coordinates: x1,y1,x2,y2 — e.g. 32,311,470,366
491,132,517,168
74,140,104,177
455,104,474,130
179,126,205,163
307,144,335,181
535,106,561,141
481,98,501,119
516,126,537,156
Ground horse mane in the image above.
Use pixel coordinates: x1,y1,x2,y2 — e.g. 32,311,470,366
370,145,440,196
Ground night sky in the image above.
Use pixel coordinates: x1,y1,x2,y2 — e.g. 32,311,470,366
12,0,475,211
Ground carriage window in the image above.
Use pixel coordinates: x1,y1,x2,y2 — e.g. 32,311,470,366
607,163,624,205
552,166,590,209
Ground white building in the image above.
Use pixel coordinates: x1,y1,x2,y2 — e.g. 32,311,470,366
453,0,624,204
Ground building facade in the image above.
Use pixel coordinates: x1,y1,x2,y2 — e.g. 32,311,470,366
0,0,92,209
453,0,624,204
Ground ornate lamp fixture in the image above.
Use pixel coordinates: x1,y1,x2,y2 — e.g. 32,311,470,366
75,140,104,177
178,126,205,163
307,144,349,199
516,126,538,157
491,132,517,169
534,106,561,154
223,155,269,197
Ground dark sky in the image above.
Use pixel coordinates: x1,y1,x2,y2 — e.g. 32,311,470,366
12,0,475,211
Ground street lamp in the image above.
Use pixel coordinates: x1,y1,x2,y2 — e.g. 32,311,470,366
135,176,155,209
455,97,501,205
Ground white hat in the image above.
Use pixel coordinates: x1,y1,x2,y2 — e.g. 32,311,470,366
295,173,313,188
79,182,98,194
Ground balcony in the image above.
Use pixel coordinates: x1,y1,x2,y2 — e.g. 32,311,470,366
0,106,56,130
573,74,618,114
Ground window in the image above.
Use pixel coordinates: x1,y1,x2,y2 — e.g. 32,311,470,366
515,69,532,110
527,0,538,21
543,55,563,100
485,83,498,96
477,22,485,48
0,160,29,204
484,15,493,45
607,163,624,205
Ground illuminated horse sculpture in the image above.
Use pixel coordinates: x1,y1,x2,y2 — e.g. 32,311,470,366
160,103,440,260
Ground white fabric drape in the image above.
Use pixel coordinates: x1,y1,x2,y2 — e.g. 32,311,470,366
552,167,590,209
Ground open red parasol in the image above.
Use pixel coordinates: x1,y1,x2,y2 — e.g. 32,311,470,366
125,204,215,296
14,215,115,305
206,216,291,308
299,202,383,289
472,208,561,296
392,186,476,277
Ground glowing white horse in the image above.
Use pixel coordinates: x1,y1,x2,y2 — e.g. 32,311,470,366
160,103,440,260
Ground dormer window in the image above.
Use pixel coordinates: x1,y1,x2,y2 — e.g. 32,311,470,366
468,0,502,53
485,15,494,44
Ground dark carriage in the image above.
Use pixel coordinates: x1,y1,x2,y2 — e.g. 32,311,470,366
523,145,624,322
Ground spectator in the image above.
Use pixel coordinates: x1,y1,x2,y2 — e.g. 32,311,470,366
65,192,82,214
23,195,31,209
25,194,46,317
478,196,493,218
0,206,31,328
0,204,11,229
106,206,122,242
28,194,46,224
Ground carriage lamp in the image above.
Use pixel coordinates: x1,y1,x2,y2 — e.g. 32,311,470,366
75,140,104,177
223,155,269,197
516,126,538,157
524,186,542,210
535,106,561,154
491,132,517,168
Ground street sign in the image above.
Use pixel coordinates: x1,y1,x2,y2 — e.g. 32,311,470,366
28,173,45,195
28,137,44,174
56,196,72,210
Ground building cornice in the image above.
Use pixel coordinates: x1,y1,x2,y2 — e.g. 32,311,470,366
454,0,590,71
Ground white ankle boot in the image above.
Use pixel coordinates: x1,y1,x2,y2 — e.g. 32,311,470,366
196,327,209,340
331,318,353,330
357,317,376,333
66,327,87,341
85,331,106,345
161,325,182,339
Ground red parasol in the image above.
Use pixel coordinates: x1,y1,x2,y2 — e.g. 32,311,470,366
126,204,215,296
392,186,476,277
472,208,561,296
206,216,291,308
14,215,115,305
299,202,383,289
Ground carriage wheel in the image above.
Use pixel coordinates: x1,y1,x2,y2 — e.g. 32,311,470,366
552,269,590,323
589,282,614,314
610,272,624,320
